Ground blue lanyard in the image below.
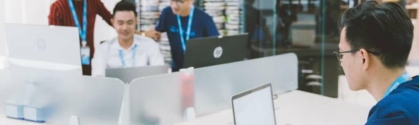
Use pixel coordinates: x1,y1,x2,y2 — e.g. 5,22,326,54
383,72,411,98
176,6,194,53
118,45,137,68
68,0,88,46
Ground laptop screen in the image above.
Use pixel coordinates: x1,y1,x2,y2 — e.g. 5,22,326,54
232,85,276,125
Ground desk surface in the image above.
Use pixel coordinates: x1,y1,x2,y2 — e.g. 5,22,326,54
0,118,43,125
0,91,371,125
175,90,372,125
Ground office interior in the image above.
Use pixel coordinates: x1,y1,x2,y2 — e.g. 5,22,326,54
0,0,418,125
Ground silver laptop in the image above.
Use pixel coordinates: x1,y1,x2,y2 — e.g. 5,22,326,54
232,84,277,125
5,24,82,73
106,65,171,83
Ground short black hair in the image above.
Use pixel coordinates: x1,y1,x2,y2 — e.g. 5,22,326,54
113,0,137,17
338,1,413,69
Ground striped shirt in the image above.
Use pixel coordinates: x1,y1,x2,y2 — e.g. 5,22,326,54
48,0,113,59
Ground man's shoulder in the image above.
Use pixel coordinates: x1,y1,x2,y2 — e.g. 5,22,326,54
384,77,419,108
161,6,173,16
367,102,415,125
134,35,159,47
193,7,210,18
377,86,419,113
51,0,67,6
98,38,117,50
368,81,419,124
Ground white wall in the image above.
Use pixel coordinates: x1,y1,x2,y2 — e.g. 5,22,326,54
1,0,55,58
409,20,419,65
94,0,118,48
0,0,6,57
4,0,51,24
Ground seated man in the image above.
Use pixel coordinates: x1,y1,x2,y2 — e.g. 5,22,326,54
92,1,164,77
338,1,419,125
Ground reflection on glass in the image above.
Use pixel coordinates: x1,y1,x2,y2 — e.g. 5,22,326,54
243,0,273,59
242,0,342,98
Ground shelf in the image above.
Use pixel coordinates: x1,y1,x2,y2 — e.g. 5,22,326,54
406,5,419,9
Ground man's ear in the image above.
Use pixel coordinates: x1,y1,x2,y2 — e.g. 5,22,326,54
359,49,370,70
111,18,114,24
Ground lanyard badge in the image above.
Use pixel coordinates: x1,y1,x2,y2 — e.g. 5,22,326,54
383,72,411,98
177,6,195,53
68,0,90,65
119,45,138,68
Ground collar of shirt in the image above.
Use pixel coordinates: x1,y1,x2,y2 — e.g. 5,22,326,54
105,36,144,69
92,35,165,77
110,38,138,51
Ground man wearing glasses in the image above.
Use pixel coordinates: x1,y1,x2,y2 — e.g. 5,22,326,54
143,0,219,71
337,1,419,125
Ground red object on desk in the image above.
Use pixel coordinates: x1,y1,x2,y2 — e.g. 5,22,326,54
181,73,195,110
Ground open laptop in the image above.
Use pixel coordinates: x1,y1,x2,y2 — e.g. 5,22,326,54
232,84,277,125
106,65,171,83
183,34,248,68
5,24,82,76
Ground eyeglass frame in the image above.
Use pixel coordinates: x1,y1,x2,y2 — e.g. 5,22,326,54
333,49,379,63
170,0,187,6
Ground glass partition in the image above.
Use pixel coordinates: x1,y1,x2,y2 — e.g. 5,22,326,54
239,0,340,97
129,54,298,124
191,0,415,100
131,0,340,97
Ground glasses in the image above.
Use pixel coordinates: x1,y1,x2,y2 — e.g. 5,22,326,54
333,49,379,62
171,0,186,6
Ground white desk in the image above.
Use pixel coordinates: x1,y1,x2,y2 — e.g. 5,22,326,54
175,90,372,125
0,89,371,125
0,118,43,125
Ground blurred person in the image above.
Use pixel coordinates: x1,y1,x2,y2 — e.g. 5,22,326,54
91,0,164,77
275,1,292,46
337,1,419,124
143,0,219,71
243,0,273,58
49,0,113,75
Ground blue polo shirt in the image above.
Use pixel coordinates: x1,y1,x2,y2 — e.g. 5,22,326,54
155,7,219,71
366,76,419,125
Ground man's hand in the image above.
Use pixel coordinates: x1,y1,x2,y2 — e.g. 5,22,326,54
134,30,142,35
144,29,162,41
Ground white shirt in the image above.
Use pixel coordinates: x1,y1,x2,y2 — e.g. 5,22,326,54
92,35,164,77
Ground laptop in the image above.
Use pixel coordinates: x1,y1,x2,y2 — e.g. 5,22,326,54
183,34,248,68
231,84,277,125
105,65,171,83
5,24,82,74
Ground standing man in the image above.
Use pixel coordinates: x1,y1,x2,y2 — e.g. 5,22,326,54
144,0,219,71
338,1,419,124
48,0,113,75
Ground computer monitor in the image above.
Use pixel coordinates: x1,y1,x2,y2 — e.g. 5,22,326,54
106,65,171,83
5,24,82,73
232,84,277,125
183,34,248,68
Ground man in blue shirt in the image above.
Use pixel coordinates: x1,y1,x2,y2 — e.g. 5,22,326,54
337,1,419,125
144,0,219,71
